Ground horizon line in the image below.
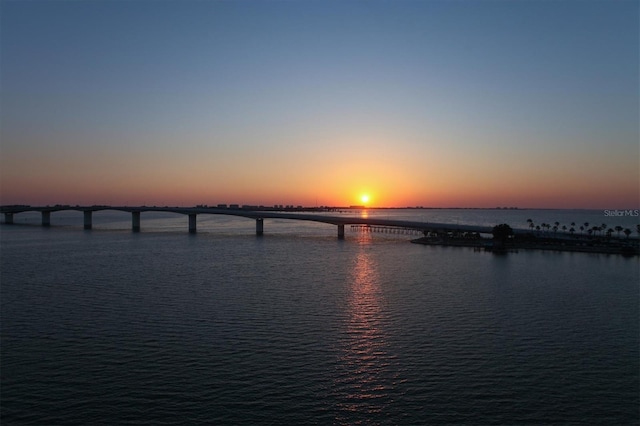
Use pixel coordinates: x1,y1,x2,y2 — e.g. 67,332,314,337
2,204,639,212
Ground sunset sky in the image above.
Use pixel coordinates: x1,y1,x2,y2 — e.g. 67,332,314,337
1,0,638,208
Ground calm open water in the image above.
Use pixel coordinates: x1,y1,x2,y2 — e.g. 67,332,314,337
1,209,638,424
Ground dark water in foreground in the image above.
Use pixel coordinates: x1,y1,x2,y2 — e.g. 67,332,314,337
1,210,638,424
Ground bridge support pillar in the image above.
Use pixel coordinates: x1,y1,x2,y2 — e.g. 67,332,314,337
84,211,93,230
42,211,51,227
188,214,197,234
132,211,141,232
337,224,345,239
4,213,13,224
256,218,264,236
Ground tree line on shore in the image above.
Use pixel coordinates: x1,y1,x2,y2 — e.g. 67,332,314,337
525,219,638,239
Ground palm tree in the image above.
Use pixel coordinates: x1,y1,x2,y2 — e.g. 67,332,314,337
571,222,576,228
615,225,623,237
579,225,584,235
569,227,575,235
562,225,567,233
624,228,631,238
607,228,614,239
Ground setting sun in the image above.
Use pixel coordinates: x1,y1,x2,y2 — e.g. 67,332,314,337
360,194,370,204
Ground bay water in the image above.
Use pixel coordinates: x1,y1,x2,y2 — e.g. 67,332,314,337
1,209,638,424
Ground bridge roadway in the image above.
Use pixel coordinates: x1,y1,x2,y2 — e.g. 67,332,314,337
0,206,506,238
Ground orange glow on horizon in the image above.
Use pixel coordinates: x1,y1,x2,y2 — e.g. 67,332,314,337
1,149,637,209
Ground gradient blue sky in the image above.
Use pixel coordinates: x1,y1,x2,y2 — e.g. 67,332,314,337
1,0,638,208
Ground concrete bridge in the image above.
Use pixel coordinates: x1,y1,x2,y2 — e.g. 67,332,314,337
0,205,501,238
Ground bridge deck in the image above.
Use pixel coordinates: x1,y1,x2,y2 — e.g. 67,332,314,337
0,206,512,235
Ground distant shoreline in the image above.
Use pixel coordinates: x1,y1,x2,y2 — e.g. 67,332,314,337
3,204,638,212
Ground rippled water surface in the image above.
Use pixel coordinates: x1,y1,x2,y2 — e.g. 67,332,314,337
1,210,638,424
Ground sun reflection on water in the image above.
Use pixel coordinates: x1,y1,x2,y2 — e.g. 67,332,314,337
334,238,397,421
